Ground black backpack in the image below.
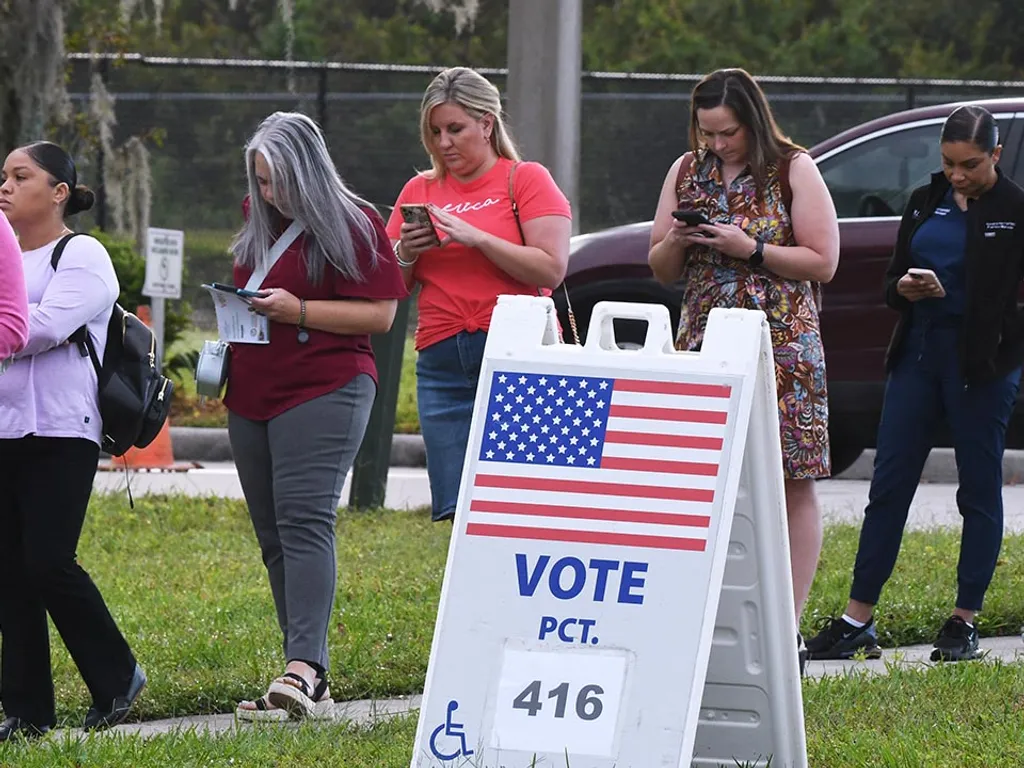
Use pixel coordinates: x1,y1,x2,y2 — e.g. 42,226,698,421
51,233,174,457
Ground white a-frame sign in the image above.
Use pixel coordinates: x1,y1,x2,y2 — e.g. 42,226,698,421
411,297,807,768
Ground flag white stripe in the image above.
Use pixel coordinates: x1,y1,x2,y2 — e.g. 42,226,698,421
466,511,709,539
608,390,732,412
600,443,723,463
471,486,714,515
604,416,728,438
476,460,719,489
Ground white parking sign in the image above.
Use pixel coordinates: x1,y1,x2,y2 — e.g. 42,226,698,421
411,297,807,768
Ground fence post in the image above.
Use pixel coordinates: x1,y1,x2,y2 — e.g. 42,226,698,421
906,85,917,111
95,58,110,232
348,298,412,510
317,68,328,131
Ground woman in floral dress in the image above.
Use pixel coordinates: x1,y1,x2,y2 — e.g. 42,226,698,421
648,68,840,641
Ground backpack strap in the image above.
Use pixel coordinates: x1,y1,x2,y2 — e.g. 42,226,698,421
508,161,525,245
49,233,97,367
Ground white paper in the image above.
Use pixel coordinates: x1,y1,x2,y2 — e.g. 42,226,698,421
202,284,270,344
490,648,628,757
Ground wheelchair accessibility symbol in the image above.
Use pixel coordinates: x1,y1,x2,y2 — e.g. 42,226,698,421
429,699,474,761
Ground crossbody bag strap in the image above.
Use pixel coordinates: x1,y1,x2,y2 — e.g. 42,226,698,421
245,219,305,293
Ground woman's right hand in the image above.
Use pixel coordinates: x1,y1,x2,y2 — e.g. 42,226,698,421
662,219,704,250
896,273,943,302
399,221,439,262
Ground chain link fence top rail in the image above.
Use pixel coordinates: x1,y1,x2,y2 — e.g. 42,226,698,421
60,54,1024,313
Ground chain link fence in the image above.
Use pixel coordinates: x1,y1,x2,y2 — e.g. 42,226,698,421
61,54,1024,321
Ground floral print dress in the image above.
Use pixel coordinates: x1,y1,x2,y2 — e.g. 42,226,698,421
675,148,831,479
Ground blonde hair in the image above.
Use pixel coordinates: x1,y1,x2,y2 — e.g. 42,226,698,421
418,67,520,178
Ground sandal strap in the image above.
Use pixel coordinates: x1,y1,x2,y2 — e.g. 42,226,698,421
254,696,272,711
280,672,313,698
312,676,330,702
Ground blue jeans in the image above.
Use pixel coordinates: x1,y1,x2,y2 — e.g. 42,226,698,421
850,321,1021,611
416,331,487,522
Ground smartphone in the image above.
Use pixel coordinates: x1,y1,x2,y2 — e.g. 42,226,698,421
672,209,712,227
907,268,947,297
210,282,268,299
400,204,441,244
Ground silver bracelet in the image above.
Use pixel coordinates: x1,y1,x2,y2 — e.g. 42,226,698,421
394,240,418,269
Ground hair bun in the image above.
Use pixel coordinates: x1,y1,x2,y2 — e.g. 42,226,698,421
66,185,95,216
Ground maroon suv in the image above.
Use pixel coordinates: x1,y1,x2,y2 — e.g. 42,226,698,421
556,98,1024,475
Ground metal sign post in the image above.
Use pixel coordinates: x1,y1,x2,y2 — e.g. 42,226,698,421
141,227,184,370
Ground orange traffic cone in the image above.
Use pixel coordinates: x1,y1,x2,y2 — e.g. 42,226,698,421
98,305,197,473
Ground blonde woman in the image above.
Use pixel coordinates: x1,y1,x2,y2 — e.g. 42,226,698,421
387,67,572,523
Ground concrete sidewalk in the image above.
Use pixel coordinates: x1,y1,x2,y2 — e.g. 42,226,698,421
52,635,1024,742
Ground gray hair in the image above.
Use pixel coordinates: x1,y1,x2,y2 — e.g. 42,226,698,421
419,67,520,179
232,111,379,283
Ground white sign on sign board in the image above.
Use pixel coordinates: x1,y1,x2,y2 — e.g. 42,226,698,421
410,297,806,768
142,228,184,299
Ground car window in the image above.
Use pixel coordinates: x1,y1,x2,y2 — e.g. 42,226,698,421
817,119,1012,219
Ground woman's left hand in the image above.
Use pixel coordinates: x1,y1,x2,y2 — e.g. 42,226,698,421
248,287,302,324
427,204,489,249
697,223,757,261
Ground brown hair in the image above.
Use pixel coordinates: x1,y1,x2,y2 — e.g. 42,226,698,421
688,68,802,186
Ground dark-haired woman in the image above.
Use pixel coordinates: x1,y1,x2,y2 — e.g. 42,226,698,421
648,69,840,646
0,142,145,739
807,105,1024,663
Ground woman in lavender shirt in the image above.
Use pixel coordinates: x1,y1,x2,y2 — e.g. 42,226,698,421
0,142,145,741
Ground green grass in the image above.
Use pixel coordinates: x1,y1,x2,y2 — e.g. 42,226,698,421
41,495,449,724
5,665,1024,766
6,499,1024,766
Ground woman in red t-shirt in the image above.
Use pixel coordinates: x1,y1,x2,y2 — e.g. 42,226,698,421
226,112,407,721
386,67,572,523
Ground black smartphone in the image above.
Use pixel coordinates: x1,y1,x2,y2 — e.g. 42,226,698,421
672,209,712,227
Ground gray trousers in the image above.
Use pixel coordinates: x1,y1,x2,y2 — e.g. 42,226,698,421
228,375,375,672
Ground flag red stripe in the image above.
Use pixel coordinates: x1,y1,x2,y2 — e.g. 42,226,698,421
609,404,728,424
470,499,711,528
465,523,708,551
474,474,715,503
614,380,731,398
604,430,724,451
601,456,719,476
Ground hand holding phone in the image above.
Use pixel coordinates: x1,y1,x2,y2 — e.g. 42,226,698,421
400,204,441,245
901,267,947,300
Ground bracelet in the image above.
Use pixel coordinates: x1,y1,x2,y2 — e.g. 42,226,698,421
394,240,418,269
298,298,307,327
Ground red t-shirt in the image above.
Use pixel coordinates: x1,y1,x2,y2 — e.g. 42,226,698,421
385,158,571,351
224,204,408,421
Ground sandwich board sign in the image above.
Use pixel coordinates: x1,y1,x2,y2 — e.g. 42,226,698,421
411,296,806,768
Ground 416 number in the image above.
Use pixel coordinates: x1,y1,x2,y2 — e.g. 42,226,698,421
512,681,604,721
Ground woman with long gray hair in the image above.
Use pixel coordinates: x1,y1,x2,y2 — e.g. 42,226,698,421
387,67,572,523
226,111,406,721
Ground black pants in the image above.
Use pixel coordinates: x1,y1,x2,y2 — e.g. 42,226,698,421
850,323,1021,612
0,436,136,727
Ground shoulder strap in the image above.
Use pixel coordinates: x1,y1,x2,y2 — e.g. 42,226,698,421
49,233,94,361
245,219,305,292
508,161,525,246
675,152,695,193
50,232,84,270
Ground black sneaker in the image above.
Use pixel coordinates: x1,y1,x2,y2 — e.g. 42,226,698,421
930,616,981,662
805,616,883,660
797,632,808,676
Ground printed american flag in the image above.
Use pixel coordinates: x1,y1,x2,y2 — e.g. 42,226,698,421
466,370,733,552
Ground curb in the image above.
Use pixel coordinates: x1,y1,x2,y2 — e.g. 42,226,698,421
170,427,1024,484
170,427,426,467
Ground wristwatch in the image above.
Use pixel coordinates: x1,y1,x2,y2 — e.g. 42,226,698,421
748,238,765,268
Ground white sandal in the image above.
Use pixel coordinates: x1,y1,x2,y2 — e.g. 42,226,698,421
238,675,333,722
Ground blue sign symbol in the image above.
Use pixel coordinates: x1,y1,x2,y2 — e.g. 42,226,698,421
429,699,474,761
